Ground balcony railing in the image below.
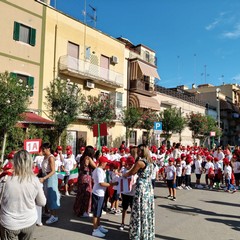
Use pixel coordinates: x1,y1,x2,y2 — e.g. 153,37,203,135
59,55,123,87
129,51,157,66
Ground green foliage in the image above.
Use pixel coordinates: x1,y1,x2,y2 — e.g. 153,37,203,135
159,107,186,140
0,71,31,134
120,106,141,143
138,109,159,145
45,78,85,141
187,112,221,143
82,94,116,127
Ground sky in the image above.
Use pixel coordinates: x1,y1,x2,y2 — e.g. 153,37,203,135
51,0,240,88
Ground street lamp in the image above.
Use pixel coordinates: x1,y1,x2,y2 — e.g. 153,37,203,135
216,88,221,145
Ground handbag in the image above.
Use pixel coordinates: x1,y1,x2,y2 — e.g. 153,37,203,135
0,175,8,206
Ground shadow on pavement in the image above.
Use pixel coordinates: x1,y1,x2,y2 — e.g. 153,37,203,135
158,204,240,220
202,200,240,208
205,218,240,232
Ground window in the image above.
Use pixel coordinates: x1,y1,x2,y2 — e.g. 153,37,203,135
13,22,36,46
145,51,150,62
85,46,91,60
10,72,34,96
68,42,79,71
100,55,109,80
129,131,137,145
116,92,123,108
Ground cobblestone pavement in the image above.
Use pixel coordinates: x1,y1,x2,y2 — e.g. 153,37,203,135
33,180,240,240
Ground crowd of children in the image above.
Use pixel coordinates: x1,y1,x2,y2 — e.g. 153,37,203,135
1,142,240,238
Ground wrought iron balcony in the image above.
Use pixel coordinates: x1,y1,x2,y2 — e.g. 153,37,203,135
59,55,123,88
130,79,156,96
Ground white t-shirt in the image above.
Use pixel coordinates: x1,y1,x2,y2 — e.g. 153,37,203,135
232,161,240,174
55,159,63,172
176,164,182,177
151,164,159,180
165,165,176,180
195,159,202,174
213,162,222,174
224,165,232,179
92,167,107,197
34,155,44,169
185,164,192,175
62,158,76,175
204,162,214,174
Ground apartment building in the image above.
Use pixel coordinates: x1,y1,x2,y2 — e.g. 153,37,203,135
187,83,240,146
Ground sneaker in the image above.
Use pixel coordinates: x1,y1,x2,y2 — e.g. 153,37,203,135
110,208,116,214
98,225,108,233
197,184,204,189
46,215,58,224
82,212,93,217
92,229,105,238
188,186,192,189
36,223,43,227
205,185,209,189
114,209,122,215
102,210,106,215
232,189,237,194
178,186,183,190
167,195,173,199
65,191,69,196
172,197,176,201
185,186,190,190
119,224,125,231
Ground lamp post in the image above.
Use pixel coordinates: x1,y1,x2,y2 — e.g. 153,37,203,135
216,88,221,145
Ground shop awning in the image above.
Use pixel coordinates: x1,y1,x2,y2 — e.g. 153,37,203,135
129,93,160,111
18,112,54,126
137,61,160,79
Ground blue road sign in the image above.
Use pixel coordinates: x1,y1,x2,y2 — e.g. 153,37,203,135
154,122,162,131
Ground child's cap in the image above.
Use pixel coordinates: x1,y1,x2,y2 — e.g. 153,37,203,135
57,146,62,150
66,145,72,150
176,157,181,162
98,156,109,164
126,156,135,165
214,157,219,162
80,146,85,151
223,157,230,164
168,157,175,163
66,150,72,155
53,152,58,157
2,162,13,171
152,156,157,161
120,157,127,162
206,155,213,161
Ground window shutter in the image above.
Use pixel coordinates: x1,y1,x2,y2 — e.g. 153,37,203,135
13,22,20,41
30,28,36,46
10,72,17,78
28,76,34,96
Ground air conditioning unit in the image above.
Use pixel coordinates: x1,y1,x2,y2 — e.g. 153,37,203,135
85,80,95,89
110,56,118,64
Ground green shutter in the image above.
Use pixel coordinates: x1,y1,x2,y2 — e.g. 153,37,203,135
28,76,34,96
10,72,17,79
30,28,36,46
13,22,20,41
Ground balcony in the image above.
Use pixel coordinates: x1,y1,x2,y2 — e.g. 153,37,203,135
59,55,123,88
129,51,157,66
130,79,156,97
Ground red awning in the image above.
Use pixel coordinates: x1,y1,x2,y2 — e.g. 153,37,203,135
19,112,54,125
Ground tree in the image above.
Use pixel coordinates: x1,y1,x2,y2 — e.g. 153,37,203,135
0,71,32,162
45,78,85,144
138,109,159,145
159,107,186,142
120,107,141,145
187,112,206,144
187,112,222,145
82,94,116,127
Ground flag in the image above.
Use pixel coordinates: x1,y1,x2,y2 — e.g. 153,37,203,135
57,168,78,185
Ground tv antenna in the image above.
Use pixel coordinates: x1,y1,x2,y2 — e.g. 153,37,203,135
88,4,97,28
